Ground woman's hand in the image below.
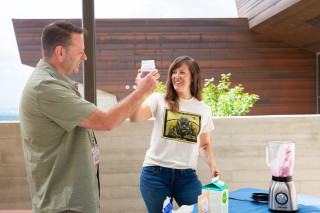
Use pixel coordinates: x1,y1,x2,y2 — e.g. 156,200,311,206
210,164,222,179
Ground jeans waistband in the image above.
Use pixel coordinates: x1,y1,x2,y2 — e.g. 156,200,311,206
153,166,193,174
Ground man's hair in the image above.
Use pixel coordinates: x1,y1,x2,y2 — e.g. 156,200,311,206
41,20,86,58
165,56,203,112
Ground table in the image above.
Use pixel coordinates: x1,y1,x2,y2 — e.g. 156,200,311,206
192,188,320,213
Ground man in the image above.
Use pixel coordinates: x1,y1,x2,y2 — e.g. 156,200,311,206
19,21,159,213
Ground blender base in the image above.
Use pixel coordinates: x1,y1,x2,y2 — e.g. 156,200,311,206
269,178,298,212
269,209,298,213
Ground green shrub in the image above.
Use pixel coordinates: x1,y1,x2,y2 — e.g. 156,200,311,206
202,73,260,116
155,81,166,93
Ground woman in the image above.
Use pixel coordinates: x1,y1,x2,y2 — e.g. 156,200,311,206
130,56,221,212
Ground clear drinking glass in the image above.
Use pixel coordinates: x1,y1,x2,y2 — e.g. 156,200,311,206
141,60,155,78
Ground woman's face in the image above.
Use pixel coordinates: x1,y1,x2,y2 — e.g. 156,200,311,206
171,63,193,99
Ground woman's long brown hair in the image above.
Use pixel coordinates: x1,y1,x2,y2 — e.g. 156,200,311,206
164,56,203,112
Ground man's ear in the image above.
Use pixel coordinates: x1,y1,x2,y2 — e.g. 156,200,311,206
55,46,65,62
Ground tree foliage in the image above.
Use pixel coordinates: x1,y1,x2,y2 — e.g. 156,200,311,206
155,81,166,93
202,73,260,116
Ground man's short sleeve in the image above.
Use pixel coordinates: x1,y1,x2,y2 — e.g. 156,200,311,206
38,80,97,132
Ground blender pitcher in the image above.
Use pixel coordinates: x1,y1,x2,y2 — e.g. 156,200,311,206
266,141,295,177
266,141,298,212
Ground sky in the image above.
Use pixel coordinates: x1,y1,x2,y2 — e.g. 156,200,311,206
0,0,238,108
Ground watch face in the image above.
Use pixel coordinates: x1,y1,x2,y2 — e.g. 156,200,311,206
275,192,288,205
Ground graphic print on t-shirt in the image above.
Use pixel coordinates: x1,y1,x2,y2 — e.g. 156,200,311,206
162,108,201,144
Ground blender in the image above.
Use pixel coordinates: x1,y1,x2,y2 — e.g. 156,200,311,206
266,141,298,212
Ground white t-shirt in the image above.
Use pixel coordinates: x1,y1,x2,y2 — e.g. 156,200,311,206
143,93,214,170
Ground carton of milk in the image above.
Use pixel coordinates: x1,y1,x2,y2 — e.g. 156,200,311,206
201,176,228,213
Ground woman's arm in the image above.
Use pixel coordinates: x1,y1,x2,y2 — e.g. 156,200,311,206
198,132,222,179
129,69,155,123
129,103,152,123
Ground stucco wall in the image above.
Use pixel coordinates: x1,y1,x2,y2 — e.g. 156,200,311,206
0,115,319,211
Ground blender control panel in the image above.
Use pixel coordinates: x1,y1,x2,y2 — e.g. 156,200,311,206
275,192,288,205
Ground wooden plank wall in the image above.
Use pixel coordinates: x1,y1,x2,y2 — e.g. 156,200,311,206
235,0,300,26
235,0,320,53
12,18,316,115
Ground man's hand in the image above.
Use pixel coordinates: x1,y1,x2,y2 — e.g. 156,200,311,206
135,69,160,98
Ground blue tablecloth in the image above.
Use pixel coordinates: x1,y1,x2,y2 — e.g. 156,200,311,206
193,188,320,213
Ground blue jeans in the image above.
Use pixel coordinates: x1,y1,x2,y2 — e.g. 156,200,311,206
140,166,202,213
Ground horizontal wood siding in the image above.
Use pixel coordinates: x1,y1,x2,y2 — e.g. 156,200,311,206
235,0,300,25
235,0,320,53
12,18,316,115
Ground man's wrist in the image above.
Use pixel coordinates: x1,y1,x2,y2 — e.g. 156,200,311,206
134,87,150,101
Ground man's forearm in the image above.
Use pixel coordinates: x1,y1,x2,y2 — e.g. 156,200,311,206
79,70,159,131
103,88,148,129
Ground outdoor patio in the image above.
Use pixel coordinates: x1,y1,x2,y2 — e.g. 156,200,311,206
1,115,320,212
1,0,320,212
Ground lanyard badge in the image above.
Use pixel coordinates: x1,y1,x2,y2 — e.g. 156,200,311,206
90,130,100,166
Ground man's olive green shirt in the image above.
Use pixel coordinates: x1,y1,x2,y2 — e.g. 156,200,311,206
20,59,99,213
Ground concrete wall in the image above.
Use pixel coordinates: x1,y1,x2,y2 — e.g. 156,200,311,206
0,115,319,211
77,83,118,111
0,122,29,209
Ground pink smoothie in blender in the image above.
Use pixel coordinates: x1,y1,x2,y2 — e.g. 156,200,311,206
267,141,295,177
